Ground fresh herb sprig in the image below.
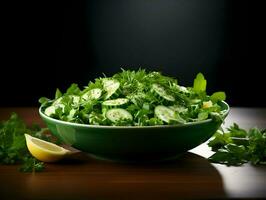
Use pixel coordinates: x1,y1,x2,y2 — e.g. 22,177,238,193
208,123,266,166
0,113,50,172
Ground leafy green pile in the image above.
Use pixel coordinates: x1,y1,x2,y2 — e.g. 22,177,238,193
39,69,227,126
0,113,50,172
208,123,266,166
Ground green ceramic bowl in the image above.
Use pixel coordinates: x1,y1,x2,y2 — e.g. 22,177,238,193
39,101,229,162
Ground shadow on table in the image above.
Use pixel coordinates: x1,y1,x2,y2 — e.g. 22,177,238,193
0,152,227,200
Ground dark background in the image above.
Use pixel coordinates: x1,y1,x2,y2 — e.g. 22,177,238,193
2,0,256,107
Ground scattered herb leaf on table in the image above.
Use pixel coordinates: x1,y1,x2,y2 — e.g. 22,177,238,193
208,123,266,166
0,113,51,172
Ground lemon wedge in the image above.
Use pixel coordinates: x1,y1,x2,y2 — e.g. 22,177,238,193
25,134,71,162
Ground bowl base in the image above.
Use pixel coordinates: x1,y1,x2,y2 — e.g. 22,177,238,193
87,153,183,163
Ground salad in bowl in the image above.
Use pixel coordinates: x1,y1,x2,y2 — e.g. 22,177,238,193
39,69,229,162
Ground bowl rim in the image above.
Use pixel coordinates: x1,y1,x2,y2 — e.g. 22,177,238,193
39,101,229,129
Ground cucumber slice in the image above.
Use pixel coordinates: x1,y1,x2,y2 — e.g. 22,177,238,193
102,79,120,99
53,95,79,106
102,98,129,106
44,104,65,117
169,105,188,113
82,88,102,101
178,85,189,93
106,108,133,122
152,84,175,101
155,105,176,123
45,95,79,117
155,105,185,124
44,106,56,116
53,97,63,105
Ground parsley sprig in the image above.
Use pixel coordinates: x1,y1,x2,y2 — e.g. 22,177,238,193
0,113,50,172
208,123,266,166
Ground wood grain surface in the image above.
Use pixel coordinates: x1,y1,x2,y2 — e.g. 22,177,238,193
0,107,265,200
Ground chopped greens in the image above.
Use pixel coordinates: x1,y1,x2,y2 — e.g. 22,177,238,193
39,69,227,126
208,123,266,166
0,113,51,172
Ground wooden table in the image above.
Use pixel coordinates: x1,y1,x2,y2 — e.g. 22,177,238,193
0,107,265,200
